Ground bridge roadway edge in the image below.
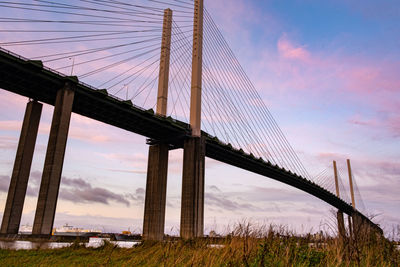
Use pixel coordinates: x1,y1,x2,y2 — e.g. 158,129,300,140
0,48,382,234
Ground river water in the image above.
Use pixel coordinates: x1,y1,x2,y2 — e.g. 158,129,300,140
0,238,140,250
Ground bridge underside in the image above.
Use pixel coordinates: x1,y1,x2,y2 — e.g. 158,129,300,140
0,48,380,233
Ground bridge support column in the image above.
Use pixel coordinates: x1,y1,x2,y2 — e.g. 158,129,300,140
180,136,205,239
1,100,42,234
32,82,74,235
143,143,169,241
348,215,353,242
351,213,363,236
337,211,346,241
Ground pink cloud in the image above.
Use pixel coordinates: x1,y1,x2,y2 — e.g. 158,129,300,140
340,63,400,93
348,116,378,127
0,90,29,110
0,119,112,144
69,127,111,144
348,112,400,139
385,116,400,138
248,33,400,135
277,34,311,62
0,120,22,131
317,152,347,160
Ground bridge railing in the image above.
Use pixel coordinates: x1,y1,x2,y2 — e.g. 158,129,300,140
0,46,165,118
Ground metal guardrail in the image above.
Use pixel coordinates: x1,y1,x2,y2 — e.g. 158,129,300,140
0,46,159,116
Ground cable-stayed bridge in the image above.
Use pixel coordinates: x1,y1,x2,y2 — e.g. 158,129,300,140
0,0,381,240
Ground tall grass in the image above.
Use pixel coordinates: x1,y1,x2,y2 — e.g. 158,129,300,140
1,222,399,266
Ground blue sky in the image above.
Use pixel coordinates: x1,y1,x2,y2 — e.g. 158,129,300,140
0,0,399,238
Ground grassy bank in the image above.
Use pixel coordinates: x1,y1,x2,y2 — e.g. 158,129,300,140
1,226,399,266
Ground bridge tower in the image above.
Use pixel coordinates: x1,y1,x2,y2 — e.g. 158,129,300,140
180,0,205,239
1,100,42,234
347,159,364,238
333,161,346,242
346,159,383,240
346,159,356,242
142,8,173,241
347,159,356,209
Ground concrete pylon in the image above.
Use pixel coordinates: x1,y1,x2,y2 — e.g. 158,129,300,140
346,159,363,237
142,9,173,241
189,0,204,138
32,82,75,235
333,161,346,240
337,211,346,240
351,212,363,236
180,136,205,238
180,0,205,239
348,215,353,244
156,9,173,117
1,100,42,234
347,159,356,209
143,144,169,240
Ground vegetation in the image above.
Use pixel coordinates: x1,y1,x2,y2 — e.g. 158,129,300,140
0,223,399,266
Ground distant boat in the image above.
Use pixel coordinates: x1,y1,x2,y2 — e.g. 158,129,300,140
52,223,102,237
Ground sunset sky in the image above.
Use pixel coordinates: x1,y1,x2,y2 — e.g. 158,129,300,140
0,0,399,237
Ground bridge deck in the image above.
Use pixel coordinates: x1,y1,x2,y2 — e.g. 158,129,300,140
0,48,379,231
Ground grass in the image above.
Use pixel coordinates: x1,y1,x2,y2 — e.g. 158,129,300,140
1,223,399,266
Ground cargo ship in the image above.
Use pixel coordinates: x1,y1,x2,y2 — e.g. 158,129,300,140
52,223,102,237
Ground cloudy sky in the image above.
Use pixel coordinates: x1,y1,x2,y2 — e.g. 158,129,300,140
0,0,399,237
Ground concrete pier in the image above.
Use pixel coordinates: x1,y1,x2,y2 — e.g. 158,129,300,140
180,137,205,239
0,100,42,234
337,211,346,240
351,213,363,236
32,83,75,235
142,144,169,241
348,215,353,243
